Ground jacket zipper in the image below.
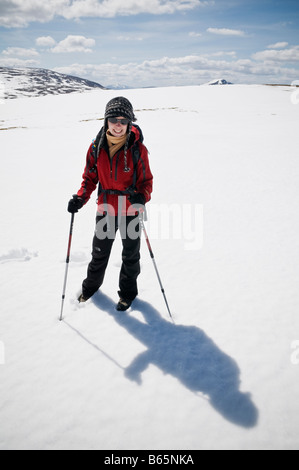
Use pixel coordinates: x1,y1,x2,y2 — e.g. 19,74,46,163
108,151,121,181
108,154,113,179
115,152,120,181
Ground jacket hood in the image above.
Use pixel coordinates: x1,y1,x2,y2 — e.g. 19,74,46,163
130,124,144,146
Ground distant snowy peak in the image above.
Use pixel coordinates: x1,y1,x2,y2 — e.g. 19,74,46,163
0,67,106,99
204,78,233,86
106,83,131,90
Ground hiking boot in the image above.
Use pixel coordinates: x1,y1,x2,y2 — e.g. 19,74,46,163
116,298,132,311
78,294,88,303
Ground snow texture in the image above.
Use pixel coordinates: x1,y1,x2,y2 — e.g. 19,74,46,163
0,83,299,450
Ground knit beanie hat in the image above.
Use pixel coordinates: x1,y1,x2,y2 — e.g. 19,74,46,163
105,96,137,122
97,97,137,172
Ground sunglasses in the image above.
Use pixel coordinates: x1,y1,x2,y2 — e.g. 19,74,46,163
108,118,130,125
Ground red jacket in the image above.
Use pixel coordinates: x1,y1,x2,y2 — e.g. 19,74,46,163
77,126,153,216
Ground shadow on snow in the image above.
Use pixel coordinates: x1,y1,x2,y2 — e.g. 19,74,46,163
68,291,259,428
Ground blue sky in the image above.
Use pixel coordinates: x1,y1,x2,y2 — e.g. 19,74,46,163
0,0,299,87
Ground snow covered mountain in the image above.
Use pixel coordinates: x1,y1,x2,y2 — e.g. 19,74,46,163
0,67,106,99
205,78,233,85
105,83,132,90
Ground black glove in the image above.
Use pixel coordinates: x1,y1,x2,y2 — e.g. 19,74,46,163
67,195,84,213
128,192,146,206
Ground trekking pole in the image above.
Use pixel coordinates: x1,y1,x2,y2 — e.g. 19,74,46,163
138,212,174,323
59,213,75,321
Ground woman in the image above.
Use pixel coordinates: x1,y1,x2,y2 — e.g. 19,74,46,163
68,97,153,311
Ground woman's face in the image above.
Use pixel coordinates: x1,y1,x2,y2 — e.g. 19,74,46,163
108,116,129,137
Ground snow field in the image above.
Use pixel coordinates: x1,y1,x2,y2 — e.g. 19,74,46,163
0,84,299,449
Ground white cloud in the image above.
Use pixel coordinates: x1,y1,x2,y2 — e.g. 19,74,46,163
117,35,144,42
2,47,39,57
54,55,230,87
51,35,95,53
0,0,209,27
54,50,299,88
267,42,288,49
208,51,237,58
62,0,207,19
207,27,245,36
253,46,299,63
36,36,57,47
0,57,39,67
189,32,202,37
0,0,70,27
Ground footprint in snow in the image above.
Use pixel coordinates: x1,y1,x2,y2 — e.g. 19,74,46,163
0,248,38,264
70,294,88,311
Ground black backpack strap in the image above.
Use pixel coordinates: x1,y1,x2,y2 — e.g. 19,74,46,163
91,128,104,197
133,124,144,144
131,141,141,189
92,128,104,167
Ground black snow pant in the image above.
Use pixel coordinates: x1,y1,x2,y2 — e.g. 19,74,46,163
82,214,141,301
